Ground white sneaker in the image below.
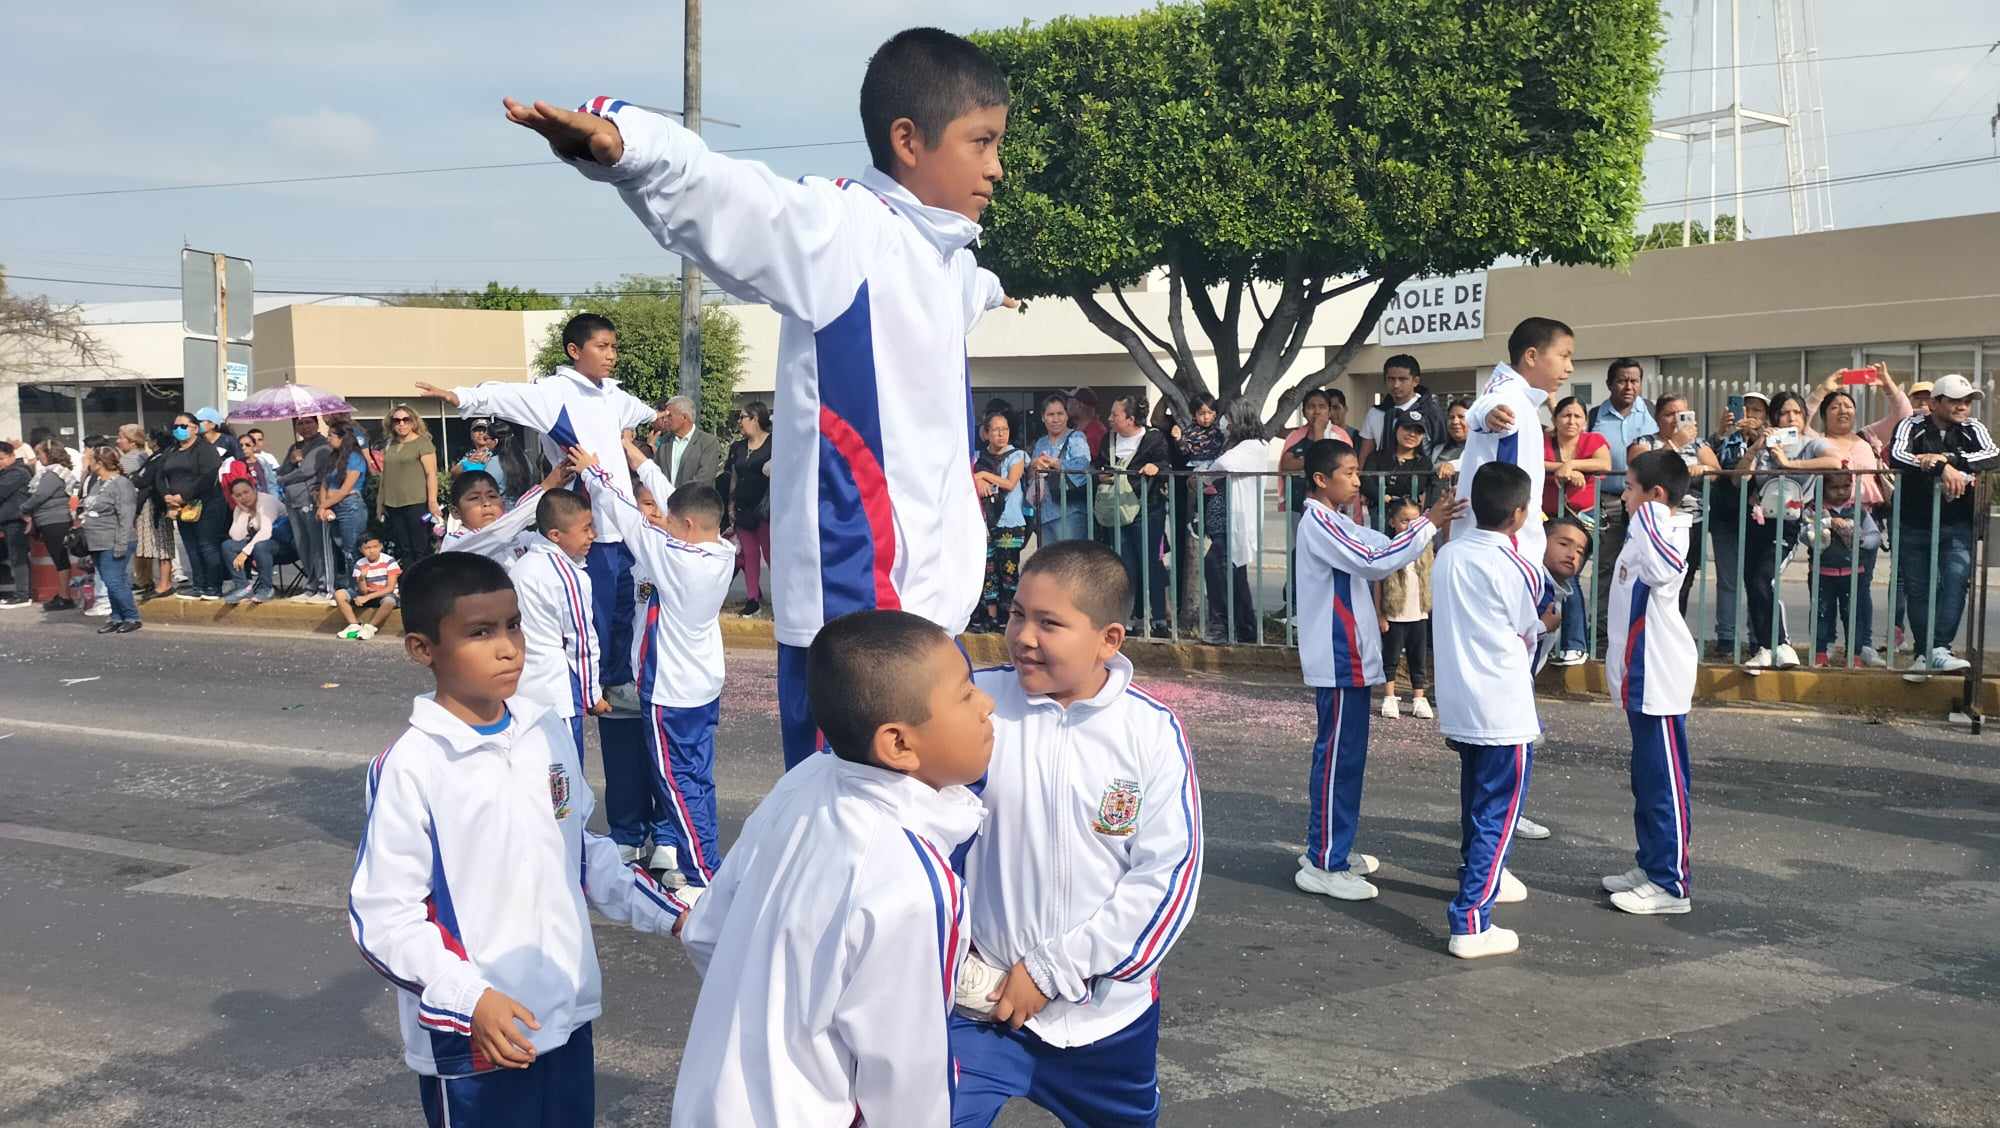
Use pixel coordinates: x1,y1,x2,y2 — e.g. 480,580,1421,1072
1513,815,1551,840
953,950,1009,1019
357,623,379,640
1380,695,1400,720
647,844,687,888
1551,649,1587,667
175,591,202,601
289,591,324,603
1609,881,1691,915
1295,863,1379,901
1902,655,1934,684
1856,646,1886,668
1410,697,1433,720
1742,647,1773,671
1495,868,1528,904
1601,865,1649,894
84,603,114,617
1448,926,1520,960
1929,647,1970,673
1773,643,1801,669
1301,852,1380,876
617,844,644,865
336,624,363,640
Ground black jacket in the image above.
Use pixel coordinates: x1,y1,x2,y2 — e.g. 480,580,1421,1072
1094,428,1174,507
1888,412,2000,528
0,462,28,525
156,440,222,507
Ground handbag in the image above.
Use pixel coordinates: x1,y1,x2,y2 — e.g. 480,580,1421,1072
65,523,90,558
176,499,204,523
1093,442,1143,529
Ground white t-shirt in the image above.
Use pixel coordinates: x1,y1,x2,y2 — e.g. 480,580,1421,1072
1361,395,1422,451
1110,430,1141,464
1432,528,1548,745
1385,561,1424,623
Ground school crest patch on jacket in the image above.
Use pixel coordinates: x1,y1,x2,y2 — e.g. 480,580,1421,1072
549,764,572,820
1092,778,1142,836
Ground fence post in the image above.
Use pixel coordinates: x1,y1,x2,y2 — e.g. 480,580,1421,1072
1924,485,1943,664
1886,487,1904,672
1695,476,1712,660
1966,475,1989,731
1734,476,1749,666
1197,473,1210,643
1770,481,1787,663
1258,472,1270,647
1846,475,1863,668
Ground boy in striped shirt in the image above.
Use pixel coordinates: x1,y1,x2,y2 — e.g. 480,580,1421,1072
1292,439,1462,902
1602,450,1700,915
336,532,400,640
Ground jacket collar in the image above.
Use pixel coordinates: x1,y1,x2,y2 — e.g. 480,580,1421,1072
1461,528,1517,551
518,536,583,566
1488,363,1552,407
1022,652,1136,714
831,757,987,849
855,167,983,259
549,365,628,398
408,693,551,757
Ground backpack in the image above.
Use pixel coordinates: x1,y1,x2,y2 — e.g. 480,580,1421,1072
1093,441,1143,528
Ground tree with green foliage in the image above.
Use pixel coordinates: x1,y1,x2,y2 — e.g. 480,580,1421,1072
1637,215,1741,251
394,281,567,311
531,275,745,435
973,0,1662,428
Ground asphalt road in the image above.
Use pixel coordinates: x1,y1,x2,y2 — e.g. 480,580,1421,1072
1,617,1995,1127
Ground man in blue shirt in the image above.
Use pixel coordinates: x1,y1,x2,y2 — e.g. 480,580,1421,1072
1588,358,1657,650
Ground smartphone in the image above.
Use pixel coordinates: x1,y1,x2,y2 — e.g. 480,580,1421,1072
1765,426,1799,449
1675,410,1698,429
1838,367,1879,386
1727,395,1745,416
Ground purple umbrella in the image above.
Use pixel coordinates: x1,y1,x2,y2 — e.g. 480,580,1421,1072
226,383,356,423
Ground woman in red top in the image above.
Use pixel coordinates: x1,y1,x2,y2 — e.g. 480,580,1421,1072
1543,396,1613,519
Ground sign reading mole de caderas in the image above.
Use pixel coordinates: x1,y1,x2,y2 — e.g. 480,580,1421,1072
1377,271,1487,347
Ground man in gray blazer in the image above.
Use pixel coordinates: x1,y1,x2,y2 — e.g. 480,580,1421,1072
652,395,724,491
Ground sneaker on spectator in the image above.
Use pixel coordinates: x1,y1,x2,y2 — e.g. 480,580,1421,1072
175,590,202,601
738,598,761,617
1551,649,1587,666
1601,865,1649,894
1902,654,1934,683
1707,640,1737,662
358,623,380,640
1928,647,1970,673
1410,696,1433,720
84,602,114,617
1609,881,1691,915
1448,926,1519,960
1742,647,1774,671
289,590,323,604
1773,643,1801,669
1380,694,1399,720
1813,649,1831,667
1857,646,1886,668
337,624,364,640
1294,863,1378,901
1513,815,1551,840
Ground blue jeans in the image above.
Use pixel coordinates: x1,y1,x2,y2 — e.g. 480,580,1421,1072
222,536,278,598
327,494,367,593
1038,494,1089,544
93,548,139,623
1559,581,1588,654
1899,521,1974,654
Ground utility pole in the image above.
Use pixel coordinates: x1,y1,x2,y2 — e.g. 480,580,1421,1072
678,0,703,408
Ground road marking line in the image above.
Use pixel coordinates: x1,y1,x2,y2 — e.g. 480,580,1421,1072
0,822,226,868
0,716,371,767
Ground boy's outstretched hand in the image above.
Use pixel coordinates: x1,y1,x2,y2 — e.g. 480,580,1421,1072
989,962,1051,1032
566,446,600,474
412,382,460,407
470,987,540,1069
1425,492,1468,529
503,98,624,166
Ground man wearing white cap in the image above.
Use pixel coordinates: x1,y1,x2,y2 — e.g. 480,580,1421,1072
1888,373,1998,680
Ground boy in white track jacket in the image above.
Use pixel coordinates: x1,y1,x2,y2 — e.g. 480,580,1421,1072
506,489,605,757
953,541,1203,1127
669,610,994,1127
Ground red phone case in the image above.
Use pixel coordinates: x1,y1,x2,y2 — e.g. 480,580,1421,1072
1838,368,1878,385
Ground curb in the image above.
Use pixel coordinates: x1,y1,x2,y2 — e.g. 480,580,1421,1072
96,599,1992,718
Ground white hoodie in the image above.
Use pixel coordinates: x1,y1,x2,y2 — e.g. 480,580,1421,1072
507,538,600,719
566,99,992,647
450,367,655,544
1455,362,1552,561
965,657,1204,1048
672,753,986,1127
349,696,688,1078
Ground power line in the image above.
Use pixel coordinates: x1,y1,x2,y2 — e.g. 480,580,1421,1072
1641,151,2000,211
0,138,866,203
0,273,740,301
1659,39,1997,76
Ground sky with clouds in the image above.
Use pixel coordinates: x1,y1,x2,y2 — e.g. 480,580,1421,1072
2,0,1995,305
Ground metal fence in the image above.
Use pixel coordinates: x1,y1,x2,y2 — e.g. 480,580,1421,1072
1012,464,1992,724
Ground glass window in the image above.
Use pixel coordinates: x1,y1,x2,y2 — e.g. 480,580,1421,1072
1754,350,1803,397
1862,344,1917,389
1707,353,1752,416
139,381,184,435
17,384,80,450
78,385,138,446
1658,356,1703,418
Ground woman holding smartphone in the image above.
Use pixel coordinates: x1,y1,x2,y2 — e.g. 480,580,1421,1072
1731,391,1843,670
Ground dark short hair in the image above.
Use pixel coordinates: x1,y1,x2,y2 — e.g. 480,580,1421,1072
860,28,1009,175
359,529,385,546
667,482,725,527
1545,515,1593,561
739,400,772,431
1189,392,1218,416
1607,357,1644,382
562,313,617,355
808,610,958,765
1507,317,1575,365
1303,438,1358,483
1110,391,1147,424
0,442,14,456
1387,495,1421,518
1628,448,1690,506
1039,391,1071,416
1325,388,1347,407
1384,354,1422,378
535,487,592,534
1654,393,1688,417
450,469,500,508
401,552,514,641
1449,397,1473,413
1018,539,1128,628
245,427,265,440
1471,461,1533,529
1301,388,1334,410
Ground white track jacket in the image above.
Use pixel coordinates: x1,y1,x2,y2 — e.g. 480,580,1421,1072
349,696,689,1078
508,539,600,719
567,98,990,647
1433,530,1548,746
965,657,1203,1048
439,484,549,563
671,753,985,1126
450,367,653,544
1454,363,1551,561
1606,501,1698,716
581,462,736,708
1296,498,1439,688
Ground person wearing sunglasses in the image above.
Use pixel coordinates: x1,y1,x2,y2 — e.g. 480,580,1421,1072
376,405,441,565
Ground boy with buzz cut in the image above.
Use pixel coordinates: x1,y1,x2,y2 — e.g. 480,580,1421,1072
571,443,736,889
1432,463,1561,960
1293,439,1463,902
668,609,994,1126
1601,449,1700,916
504,26,1012,769
952,540,1203,1128
1455,316,1578,561
506,489,609,761
348,552,690,1128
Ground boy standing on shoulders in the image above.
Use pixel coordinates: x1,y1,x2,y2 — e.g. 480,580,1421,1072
1602,450,1700,915
507,489,610,760
668,610,993,1126
1292,440,1462,901
502,27,1011,769
348,553,687,1127
952,541,1203,1128
1455,317,1577,561
1432,463,1560,959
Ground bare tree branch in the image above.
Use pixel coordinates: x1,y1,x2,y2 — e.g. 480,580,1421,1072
1185,279,1243,402
1164,262,1197,384
1071,289,1186,406
1308,274,1378,308
1247,280,1269,326
1264,265,1415,430
1109,284,1177,359
0,287,112,381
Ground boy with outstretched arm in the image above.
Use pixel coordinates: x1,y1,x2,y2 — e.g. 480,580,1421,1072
1292,439,1463,901
504,28,1011,768
1454,317,1577,561
668,610,993,1126
571,443,736,888
507,489,610,760
1601,450,1700,915
952,540,1203,1127
1432,463,1561,959
348,553,688,1127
